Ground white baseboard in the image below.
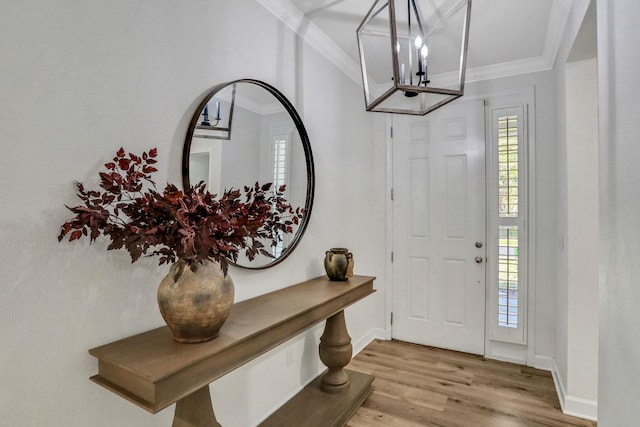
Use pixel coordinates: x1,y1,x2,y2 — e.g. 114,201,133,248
485,352,527,365
547,357,598,422
564,395,598,421
352,328,387,356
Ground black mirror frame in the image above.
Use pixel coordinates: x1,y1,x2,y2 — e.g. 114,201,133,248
182,79,315,270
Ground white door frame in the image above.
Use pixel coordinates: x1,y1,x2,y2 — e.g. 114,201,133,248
384,87,537,366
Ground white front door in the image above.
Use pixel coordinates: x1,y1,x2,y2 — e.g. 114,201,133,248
391,100,486,355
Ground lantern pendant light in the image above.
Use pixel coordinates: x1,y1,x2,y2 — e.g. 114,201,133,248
357,0,472,115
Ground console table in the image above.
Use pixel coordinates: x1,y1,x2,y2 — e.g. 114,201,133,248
88,275,376,426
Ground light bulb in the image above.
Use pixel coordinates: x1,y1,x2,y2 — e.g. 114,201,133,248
421,44,429,58
414,35,423,49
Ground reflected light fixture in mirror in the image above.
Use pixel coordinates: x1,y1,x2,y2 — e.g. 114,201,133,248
357,0,472,115
193,84,236,140
182,79,315,270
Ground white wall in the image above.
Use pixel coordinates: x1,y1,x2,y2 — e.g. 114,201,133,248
220,105,262,190
0,1,386,426
552,0,599,420
565,57,599,417
555,55,570,393
597,0,640,425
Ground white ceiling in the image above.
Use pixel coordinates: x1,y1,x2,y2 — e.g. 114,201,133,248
257,0,578,85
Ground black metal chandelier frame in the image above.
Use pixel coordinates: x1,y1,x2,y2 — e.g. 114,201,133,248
357,0,472,115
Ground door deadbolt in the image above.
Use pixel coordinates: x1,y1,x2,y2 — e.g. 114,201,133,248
475,241,484,248
475,256,484,264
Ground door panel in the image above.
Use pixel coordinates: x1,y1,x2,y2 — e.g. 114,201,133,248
392,100,486,355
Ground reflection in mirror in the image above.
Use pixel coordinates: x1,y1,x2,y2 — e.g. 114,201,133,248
183,80,314,270
193,84,235,140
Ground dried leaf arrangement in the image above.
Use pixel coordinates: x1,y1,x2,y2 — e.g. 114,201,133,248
58,147,303,274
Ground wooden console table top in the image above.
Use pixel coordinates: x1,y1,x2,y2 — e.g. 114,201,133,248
89,275,375,414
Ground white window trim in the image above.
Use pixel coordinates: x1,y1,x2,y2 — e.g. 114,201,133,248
484,86,537,365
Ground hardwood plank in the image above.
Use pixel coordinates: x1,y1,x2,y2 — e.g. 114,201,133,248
348,340,597,427
354,351,474,386
371,377,448,412
347,406,426,427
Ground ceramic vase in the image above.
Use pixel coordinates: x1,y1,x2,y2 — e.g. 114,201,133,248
157,259,234,343
324,248,354,281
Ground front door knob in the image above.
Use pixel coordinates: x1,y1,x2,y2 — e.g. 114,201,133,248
475,256,483,264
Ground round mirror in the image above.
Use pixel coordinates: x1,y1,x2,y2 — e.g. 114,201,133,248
182,79,314,269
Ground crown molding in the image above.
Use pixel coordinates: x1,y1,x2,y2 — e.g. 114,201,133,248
465,56,553,83
256,0,362,86
257,0,576,87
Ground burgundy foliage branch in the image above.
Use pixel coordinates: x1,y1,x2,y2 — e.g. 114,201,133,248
58,147,304,275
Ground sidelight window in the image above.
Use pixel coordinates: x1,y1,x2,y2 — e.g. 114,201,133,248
489,106,527,344
497,115,520,328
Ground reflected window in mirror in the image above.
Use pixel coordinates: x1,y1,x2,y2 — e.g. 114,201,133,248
273,134,289,189
272,133,291,258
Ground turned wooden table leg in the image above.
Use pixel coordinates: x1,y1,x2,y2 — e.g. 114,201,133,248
318,310,353,394
172,385,221,427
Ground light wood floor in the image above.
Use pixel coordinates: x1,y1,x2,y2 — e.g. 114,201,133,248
346,340,597,427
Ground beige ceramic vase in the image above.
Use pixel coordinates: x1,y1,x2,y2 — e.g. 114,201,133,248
157,259,234,343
